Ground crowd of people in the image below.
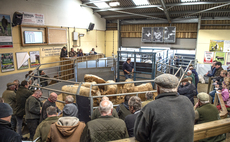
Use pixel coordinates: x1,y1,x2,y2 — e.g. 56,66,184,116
0,60,230,142
60,46,97,58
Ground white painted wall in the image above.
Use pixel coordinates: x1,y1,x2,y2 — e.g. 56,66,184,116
0,0,106,30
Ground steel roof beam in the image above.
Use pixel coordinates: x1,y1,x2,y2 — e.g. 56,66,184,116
93,1,230,13
159,0,171,23
102,9,230,18
82,0,113,4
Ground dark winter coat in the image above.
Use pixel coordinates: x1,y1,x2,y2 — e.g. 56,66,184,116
0,119,21,142
60,49,67,58
15,86,33,117
80,115,129,142
134,92,195,142
125,110,140,137
116,102,131,120
40,99,60,123
91,107,118,120
2,89,16,114
191,69,199,86
214,67,223,77
178,82,196,105
25,96,42,120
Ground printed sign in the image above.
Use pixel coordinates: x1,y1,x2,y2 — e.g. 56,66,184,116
204,51,214,63
223,40,230,52
30,51,40,67
40,47,62,57
209,40,224,52
215,52,225,65
0,14,13,48
22,12,44,25
1,53,14,72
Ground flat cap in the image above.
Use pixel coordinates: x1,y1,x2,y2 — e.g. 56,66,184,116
181,77,192,82
7,82,15,87
197,92,209,102
154,74,178,88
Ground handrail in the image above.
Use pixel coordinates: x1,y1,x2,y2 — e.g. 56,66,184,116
174,66,182,76
176,60,192,88
214,93,228,118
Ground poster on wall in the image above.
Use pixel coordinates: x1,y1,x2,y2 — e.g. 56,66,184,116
0,14,13,48
16,52,30,70
209,40,224,52
204,51,214,63
164,26,176,43
226,53,230,65
223,40,230,52
141,27,152,42
0,53,14,72
215,52,225,65
22,12,44,25
40,47,62,57
29,51,40,68
152,27,163,42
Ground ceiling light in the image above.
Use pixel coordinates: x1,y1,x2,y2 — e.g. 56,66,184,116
157,7,164,11
109,2,120,7
181,0,198,2
132,0,149,5
94,2,110,8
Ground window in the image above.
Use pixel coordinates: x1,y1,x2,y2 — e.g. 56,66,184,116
94,2,110,8
132,0,149,5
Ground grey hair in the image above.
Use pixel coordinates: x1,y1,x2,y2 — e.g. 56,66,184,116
34,90,42,95
187,70,192,74
8,84,15,89
46,106,57,115
65,95,74,103
128,96,141,111
145,92,153,100
99,100,113,115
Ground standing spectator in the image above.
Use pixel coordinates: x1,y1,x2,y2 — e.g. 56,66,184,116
15,80,33,137
134,74,195,142
178,77,196,105
189,65,199,89
122,58,134,79
69,48,77,57
89,48,97,55
194,92,225,141
39,70,49,87
63,95,78,117
13,79,20,92
206,60,217,77
2,82,17,130
0,103,21,142
76,48,80,54
91,96,118,120
0,97,4,103
25,90,43,140
186,70,195,85
125,96,141,137
142,92,154,108
40,92,60,122
78,49,83,56
34,106,59,142
116,95,131,120
1,16,8,35
214,62,223,77
80,100,129,142
46,107,85,142
60,46,68,58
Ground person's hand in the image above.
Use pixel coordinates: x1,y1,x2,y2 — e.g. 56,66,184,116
206,73,208,75
215,85,219,88
127,71,130,74
194,102,199,108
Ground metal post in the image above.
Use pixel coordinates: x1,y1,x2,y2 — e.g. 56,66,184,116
134,53,136,81
86,60,88,68
89,84,93,118
152,53,156,87
117,52,120,82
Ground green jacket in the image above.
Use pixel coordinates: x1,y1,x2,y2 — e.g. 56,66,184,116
2,89,16,114
196,103,225,142
91,108,119,120
118,104,131,120
186,74,195,85
80,115,129,142
25,96,42,120
142,99,153,108
33,116,59,142
15,86,33,117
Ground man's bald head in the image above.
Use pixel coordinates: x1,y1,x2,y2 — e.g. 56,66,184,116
102,96,109,101
99,100,113,116
49,92,57,102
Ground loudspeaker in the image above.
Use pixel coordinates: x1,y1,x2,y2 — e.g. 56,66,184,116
12,12,23,27
87,23,95,32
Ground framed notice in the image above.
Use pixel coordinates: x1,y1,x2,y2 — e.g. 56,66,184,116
142,27,152,42
209,40,224,52
16,52,29,70
0,53,14,72
226,53,230,65
152,27,164,42
204,51,214,63
164,26,176,43
0,14,13,48
30,51,40,68
223,40,230,52
215,52,225,65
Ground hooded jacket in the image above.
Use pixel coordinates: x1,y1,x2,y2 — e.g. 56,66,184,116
0,119,21,142
46,117,85,142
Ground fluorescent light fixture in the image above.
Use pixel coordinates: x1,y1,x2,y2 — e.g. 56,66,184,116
157,7,164,11
181,0,198,2
94,2,110,8
109,2,120,7
132,0,149,5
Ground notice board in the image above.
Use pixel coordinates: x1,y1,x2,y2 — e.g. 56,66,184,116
48,28,67,44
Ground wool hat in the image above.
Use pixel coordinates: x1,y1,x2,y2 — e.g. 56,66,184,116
7,82,16,87
197,92,209,102
181,77,192,83
153,74,179,88
0,103,13,118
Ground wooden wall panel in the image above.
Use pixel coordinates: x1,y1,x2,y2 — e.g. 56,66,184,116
201,20,230,29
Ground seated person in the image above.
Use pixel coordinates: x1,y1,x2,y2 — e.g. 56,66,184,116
76,48,80,54
69,48,77,57
125,96,141,137
217,81,230,110
33,106,59,142
39,70,49,87
63,95,78,117
185,70,195,85
116,95,131,120
60,46,68,58
78,49,83,57
46,107,85,142
80,100,129,141
206,60,217,77
194,92,225,141
214,62,224,77
89,48,97,55
178,77,196,105
91,96,118,120
142,92,154,108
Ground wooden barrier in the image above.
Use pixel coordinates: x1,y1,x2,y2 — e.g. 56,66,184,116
110,118,230,142
60,54,104,80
